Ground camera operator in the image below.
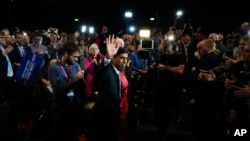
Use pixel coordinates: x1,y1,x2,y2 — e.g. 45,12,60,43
129,39,149,119
130,40,149,76
129,39,149,97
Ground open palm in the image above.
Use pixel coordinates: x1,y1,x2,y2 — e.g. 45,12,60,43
106,34,119,58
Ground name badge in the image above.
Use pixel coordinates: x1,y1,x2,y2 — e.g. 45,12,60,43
67,91,74,104
67,92,74,97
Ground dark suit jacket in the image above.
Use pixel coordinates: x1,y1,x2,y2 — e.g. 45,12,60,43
193,51,222,106
177,42,198,72
47,44,61,60
92,62,121,117
0,49,11,89
9,43,32,73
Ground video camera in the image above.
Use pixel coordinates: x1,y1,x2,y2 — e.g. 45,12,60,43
138,50,150,60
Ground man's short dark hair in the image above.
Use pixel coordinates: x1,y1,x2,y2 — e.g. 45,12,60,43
61,41,79,56
113,47,128,58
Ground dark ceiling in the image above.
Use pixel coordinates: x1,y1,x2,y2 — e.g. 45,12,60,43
2,0,249,34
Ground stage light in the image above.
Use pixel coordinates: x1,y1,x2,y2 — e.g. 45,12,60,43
81,25,87,33
129,26,135,33
89,26,94,34
125,11,133,18
176,10,183,18
139,29,150,38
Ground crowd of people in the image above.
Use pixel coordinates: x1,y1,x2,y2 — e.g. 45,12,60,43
0,21,250,141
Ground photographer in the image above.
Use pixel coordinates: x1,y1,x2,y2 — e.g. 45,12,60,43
129,39,149,96
152,39,185,138
130,39,148,76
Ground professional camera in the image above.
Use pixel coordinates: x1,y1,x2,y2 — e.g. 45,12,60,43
138,49,150,60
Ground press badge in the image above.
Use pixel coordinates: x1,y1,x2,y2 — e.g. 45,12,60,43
67,91,74,97
67,90,74,103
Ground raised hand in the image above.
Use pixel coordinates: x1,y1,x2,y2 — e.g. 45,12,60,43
106,34,118,58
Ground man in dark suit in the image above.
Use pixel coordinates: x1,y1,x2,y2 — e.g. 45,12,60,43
7,32,32,110
9,31,32,74
91,47,129,141
191,39,223,141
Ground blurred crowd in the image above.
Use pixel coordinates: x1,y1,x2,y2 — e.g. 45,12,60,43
0,21,250,141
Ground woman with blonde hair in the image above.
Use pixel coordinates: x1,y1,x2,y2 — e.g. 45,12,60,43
84,43,104,97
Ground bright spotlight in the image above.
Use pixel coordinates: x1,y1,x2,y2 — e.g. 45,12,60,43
167,34,175,41
139,29,150,38
125,11,133,18
176,10,183,17
81,25,87,33
23,32,27,36
89,26,94,34
129,26,135,33
149,17,155,21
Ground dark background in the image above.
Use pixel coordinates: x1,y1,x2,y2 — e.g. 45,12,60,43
2,0,249,34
